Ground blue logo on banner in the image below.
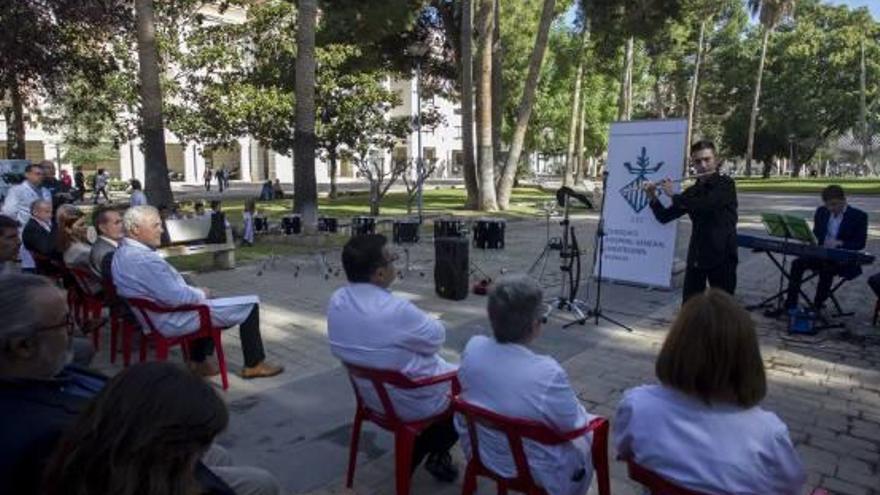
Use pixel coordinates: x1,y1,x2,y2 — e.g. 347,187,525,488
619,147,665,213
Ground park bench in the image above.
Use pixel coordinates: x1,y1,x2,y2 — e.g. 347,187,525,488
158,215,236,270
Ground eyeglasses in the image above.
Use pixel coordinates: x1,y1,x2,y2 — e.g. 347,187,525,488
35,313,75,336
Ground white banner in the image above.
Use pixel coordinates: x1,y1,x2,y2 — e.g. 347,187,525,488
597,119,687,288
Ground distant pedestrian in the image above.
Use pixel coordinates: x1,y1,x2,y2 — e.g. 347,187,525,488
242,198,256,247
203,167,213,192
221,166,230,189
129,179,147,206
215,167,225,193
59,170,72,192
73,167,85,202
93,169,110,204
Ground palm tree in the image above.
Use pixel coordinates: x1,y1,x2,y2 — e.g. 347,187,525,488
294,0,318,225
617,36,634,121
496,0,557,209
563,26,589,188
685,19,706,153
475,0,497,211
134,0,172,207
744,0,796,177
460,0,479,209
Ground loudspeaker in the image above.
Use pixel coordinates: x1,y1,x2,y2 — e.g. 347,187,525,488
434,237,469,301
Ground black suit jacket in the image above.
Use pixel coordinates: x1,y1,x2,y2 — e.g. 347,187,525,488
813,205,868,279
22,219,58,260
89,237,117,280
649,172,739,270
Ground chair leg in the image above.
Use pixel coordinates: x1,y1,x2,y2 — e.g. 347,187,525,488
213,331,229,390
122,323,133,367
345,413,364,488
394,429,416,495
139,332,148,363
496,481,508,495
461,462,478,495
592,423,611,495
156,339,169,361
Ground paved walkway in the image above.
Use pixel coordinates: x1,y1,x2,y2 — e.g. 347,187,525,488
91,193,880,495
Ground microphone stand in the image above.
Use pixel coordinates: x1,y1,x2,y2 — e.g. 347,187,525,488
576,171,633,332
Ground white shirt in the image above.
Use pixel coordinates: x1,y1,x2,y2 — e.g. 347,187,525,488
243,211,255,243
1,182,50,269
825,205,846,245
326,283,456,421
112,238,256,337
613,384,805,495
130,190,147,206
456,335,593,495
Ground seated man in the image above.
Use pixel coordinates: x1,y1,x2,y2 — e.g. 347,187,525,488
90,207,124,280
21,199,58,273
0,215,21,274
782,185,868,312
327,234,458,482
0,273,280,495
111,205,283,379
456,275,596,495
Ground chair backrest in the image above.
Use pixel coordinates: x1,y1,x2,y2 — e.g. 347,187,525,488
626,459,708,495
343,363,457,426
125,297,211,336
67,267,101,298
453,396,610,495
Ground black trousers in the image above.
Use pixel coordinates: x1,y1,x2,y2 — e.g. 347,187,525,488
410,416,458,474
204,179,211,191
785,258,839,309
869,273,880,298
189,304,266,368
682,261,737,303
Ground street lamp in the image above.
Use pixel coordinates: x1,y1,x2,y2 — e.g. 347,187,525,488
407,41,430,224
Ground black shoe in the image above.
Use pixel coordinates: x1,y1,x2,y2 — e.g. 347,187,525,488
424,452,458,483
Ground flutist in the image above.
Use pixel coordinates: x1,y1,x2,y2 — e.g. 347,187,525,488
643,140,738,302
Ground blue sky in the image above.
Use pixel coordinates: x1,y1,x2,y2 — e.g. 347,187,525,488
826,0,879,19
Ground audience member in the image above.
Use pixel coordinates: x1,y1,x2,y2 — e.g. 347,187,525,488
55,205,92,271
272,179,285,199
243,198,256,246
112,205,283,379
456,275,595,495
21,199,58,273
1,164,51,271
59,169,72,192
613,289,805,494
129,179,148,206
90,208,123,280
43,362,281,495
0,215,20,273
327,234,459,482
259,180,274,201
0,274,102,494
73,167,86,202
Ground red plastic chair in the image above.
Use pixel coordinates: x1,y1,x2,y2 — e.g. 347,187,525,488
626,459,829,495
125,297,229,390
100,278,138,366
66,267,106,350
453,397,610,495
343,363,460,495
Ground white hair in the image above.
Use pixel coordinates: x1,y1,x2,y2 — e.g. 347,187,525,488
123,205,160,233
487,274,545,344
29,199,51,215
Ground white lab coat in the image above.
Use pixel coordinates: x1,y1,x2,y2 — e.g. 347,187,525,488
1,182,50,269
455,335,593,495
613,384,806,495
111,238,256,337
326,283,456,422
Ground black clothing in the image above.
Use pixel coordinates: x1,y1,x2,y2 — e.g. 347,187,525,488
869,272,880,298
0,366,234,495
190,304,266,368
784,205,869,309
410,417,459,474
649,172,738,300
22,218,56,260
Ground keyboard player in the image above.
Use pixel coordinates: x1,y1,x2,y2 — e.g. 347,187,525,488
777,185,868,314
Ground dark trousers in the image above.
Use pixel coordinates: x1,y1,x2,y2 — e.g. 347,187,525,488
869,273,880,298
410,416,458,473
785,258,838,309
204,179,211,191
189,304,266,368
93,187,109,204
217,177,224,192
682,261,737,303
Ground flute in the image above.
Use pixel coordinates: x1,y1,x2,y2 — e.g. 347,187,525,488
641,170,717,194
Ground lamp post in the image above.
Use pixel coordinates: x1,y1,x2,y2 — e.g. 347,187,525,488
407,41,429,223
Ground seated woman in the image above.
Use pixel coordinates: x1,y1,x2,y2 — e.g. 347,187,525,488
56,205,91,270
456,274,596,495
614,289,805,495
43,362,280,495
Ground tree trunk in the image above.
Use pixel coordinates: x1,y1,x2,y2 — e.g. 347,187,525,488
329,150,338,199
574,92,588,183
370,181,380,216
745,27,771,178
860,37,868,167
686,20,706,154
294,0,319,225
460,0,480,209
4,81,26,159
496,0,557,209
618,36,634,121
134,0,172,207
475,0,497,211
491,0,503,178
563,28,588,188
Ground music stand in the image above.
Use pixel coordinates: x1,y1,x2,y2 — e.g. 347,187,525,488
761,213,792,311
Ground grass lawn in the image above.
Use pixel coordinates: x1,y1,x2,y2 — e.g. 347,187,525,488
734,178,880,194
167,186,558,272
